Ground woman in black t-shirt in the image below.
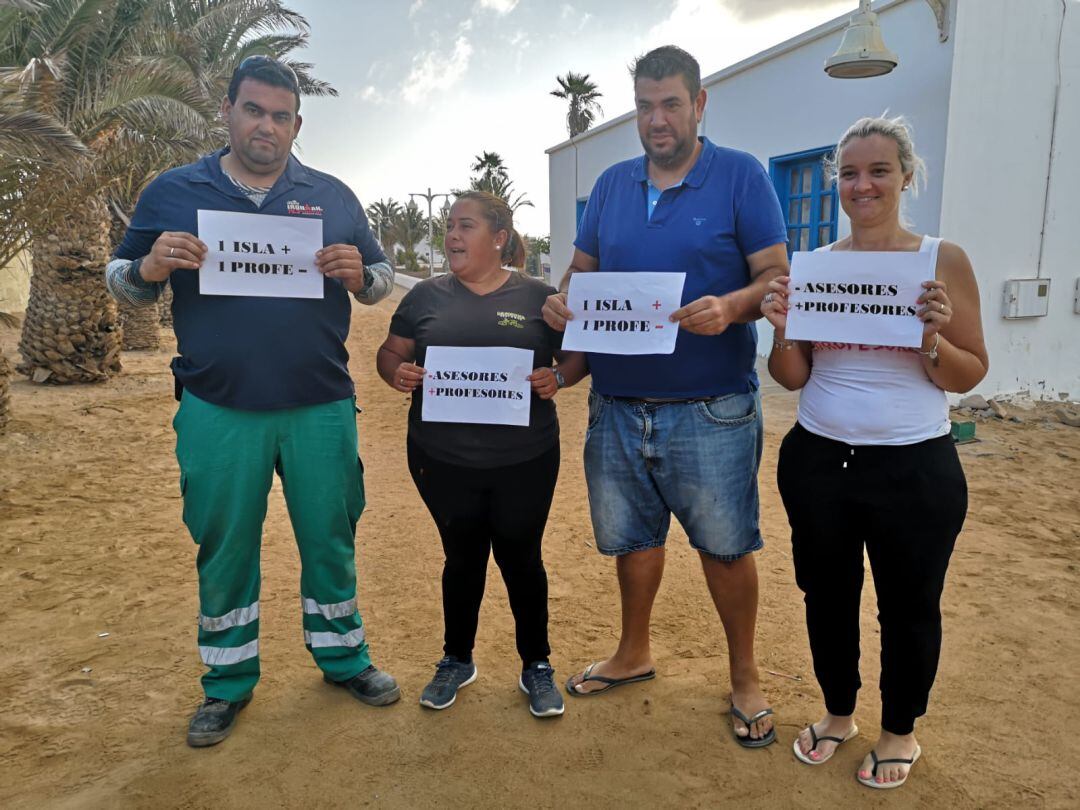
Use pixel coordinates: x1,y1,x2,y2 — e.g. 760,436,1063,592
377,192,586,719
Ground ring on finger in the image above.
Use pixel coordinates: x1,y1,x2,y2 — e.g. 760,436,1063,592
763,293,774,304
939,302,945,312
169,247,175,257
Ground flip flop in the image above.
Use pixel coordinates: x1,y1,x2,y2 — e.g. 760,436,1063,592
730,705,776,748
564,662,656,697
792,723,859,765
856,744,922,789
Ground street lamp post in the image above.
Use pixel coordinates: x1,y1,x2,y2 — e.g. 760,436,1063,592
409,187,451,278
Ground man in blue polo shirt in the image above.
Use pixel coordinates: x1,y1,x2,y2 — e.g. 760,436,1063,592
107,57,399,747
544,46,788,747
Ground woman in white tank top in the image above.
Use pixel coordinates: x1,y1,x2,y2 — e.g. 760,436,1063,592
761,117,988,791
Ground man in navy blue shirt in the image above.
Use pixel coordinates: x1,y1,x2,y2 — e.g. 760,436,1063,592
544,46,788,747
108,57,399,747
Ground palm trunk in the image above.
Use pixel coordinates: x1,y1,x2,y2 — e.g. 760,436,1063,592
158,283,174,329
118,299,161,350
0,349,11,433
17,194,122,383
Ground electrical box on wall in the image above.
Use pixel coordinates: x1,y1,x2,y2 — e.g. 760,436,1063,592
1074,279,1080,315
1002,278,1050,319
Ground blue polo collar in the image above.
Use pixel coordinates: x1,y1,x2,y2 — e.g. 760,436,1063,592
189,147,314,189
631,136,717,189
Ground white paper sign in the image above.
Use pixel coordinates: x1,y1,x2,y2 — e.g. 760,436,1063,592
561,271,686,354
784,251,931,347
421,346,533,426
197,210,323,299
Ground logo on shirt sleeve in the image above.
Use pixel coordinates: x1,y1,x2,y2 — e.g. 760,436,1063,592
286,200,324,216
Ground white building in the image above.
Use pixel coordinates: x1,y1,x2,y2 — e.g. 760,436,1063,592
546,0,1078,401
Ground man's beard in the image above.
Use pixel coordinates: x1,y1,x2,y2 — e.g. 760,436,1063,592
642,131,695,170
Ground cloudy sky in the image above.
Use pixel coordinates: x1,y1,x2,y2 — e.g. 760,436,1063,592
286,0,855,236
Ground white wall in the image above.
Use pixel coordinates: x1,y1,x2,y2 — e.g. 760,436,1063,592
940,0,1079,399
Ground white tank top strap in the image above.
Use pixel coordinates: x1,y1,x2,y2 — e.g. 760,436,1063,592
817,236,941,256
920,235,943,277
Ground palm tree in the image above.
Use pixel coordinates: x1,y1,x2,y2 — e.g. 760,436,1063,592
470,151,508,193
550,71,603,137
389,200,426,276
365,198,402,259
461,151,533,214
428,199,451,264
479,173,532,214
2,0,333,382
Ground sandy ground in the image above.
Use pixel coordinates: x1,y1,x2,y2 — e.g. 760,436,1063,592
1,292,1078,809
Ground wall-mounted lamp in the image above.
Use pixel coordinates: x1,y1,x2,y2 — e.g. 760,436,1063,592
825,0,898,78
825,0,950,79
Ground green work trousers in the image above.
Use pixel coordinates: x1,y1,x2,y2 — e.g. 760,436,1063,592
174,391,370,702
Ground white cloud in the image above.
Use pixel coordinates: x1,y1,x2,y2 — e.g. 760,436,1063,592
476,0,519,14
724,0,844,22
402,34,474,105
408,0,424,18
358,84,389,105
641,0,850,74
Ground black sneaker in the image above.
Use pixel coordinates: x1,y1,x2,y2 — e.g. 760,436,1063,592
186,696,251,747
519,661,565,718
419,656,477,710
324,665,401,706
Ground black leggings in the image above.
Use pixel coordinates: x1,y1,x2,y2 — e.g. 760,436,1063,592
777,423,967,735
407,439,559,666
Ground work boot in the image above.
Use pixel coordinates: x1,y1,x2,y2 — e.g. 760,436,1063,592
186,696,251,747
324,665,401,706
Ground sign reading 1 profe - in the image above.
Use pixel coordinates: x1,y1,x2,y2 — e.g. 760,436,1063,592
198,210,324,299
561,271,686,355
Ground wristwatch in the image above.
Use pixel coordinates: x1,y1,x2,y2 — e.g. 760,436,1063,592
553,368,567,389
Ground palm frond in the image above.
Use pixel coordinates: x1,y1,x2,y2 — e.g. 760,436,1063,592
286,60,337,98
0,1,45,12
0,108,86,159
32,0,117,57
76,60,213,142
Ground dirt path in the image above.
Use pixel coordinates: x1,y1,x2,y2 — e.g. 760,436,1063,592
1,296,1077,808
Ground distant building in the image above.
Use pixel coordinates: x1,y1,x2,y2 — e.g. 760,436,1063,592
546,0,1078,400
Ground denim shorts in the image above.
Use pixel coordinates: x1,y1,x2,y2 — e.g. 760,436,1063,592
583,389,764,561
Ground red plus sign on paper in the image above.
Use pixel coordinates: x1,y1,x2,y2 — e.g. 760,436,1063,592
652,300,662,310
